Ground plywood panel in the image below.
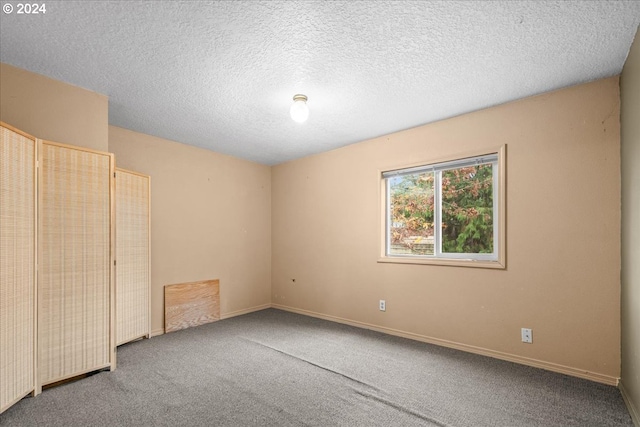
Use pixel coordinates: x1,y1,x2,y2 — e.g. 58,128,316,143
164,280,219,333
38,141,114,386
116,169,150,345
0,123,36,413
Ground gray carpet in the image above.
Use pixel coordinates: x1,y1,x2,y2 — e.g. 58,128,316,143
0,309,633,426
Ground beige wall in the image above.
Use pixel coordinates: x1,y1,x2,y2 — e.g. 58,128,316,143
272,77,621,384
621,26,640,425
109,126,271,335
1,61,627,388
0,63,108,152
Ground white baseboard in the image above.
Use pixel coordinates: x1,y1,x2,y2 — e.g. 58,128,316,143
221,303,272,320
620,379,640,426
272,304,619,386
149,303,272,336
150,328,165,338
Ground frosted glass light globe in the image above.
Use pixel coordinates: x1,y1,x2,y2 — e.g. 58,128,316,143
290,95,309,123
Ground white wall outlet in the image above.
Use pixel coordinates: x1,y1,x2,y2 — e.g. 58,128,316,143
379,300,386,311
521,328,532,343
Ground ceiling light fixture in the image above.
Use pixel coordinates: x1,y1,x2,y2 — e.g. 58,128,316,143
290,94,309,123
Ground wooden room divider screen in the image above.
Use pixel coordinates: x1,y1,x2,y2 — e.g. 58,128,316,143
0,124,37,413
115,168,151,346
37,141,115,389
1,122,151,414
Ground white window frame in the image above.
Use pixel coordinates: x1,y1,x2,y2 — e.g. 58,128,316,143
379,146,506,269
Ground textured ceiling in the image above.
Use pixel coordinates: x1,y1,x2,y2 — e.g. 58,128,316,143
1,1,639,165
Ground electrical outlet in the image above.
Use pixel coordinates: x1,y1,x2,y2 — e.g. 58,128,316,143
521,328,532,343
379,300,386,311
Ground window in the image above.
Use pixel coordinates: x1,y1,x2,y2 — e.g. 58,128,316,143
380,147,505,268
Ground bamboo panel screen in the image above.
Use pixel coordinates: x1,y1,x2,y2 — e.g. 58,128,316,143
38,141,114,386
115,169,150,345
0,124,36,413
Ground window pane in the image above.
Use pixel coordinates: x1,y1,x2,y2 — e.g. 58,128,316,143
441,164,494,254
388,172,435,256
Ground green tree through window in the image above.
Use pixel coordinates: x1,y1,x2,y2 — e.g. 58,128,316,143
385,154,498,260
441,164,493,253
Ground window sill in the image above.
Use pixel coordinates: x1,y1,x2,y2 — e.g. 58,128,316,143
377,256,505,269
